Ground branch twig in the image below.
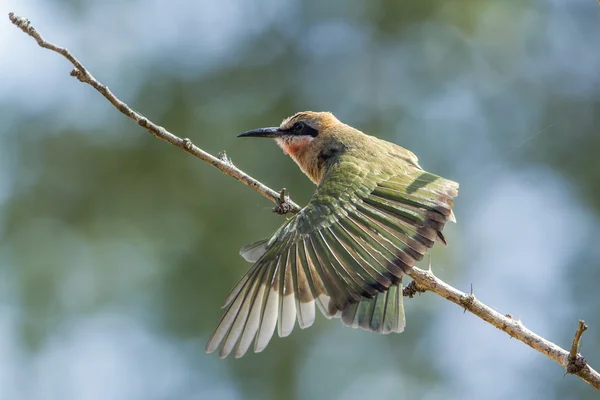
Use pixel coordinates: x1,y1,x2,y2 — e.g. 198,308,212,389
8,12,600,391
567,320,589,375
7,12,301,215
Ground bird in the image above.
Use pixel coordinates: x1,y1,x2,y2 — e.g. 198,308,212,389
205,111,459,358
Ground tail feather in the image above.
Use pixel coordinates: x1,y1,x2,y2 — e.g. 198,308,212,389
339,281,405,334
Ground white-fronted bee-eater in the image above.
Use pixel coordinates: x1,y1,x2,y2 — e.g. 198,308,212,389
206,111,459,358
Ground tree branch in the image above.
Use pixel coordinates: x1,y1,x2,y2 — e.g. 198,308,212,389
7,12,300,215
408,268,600,391
9,12,600,391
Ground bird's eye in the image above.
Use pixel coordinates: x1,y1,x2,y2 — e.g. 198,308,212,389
293,122,305,133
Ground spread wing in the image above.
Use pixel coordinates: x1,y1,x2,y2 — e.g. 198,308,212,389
205,159,458,358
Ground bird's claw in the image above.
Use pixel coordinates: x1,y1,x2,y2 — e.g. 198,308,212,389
273,188,293,215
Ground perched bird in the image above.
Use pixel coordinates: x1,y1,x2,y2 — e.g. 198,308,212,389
206,111,459,358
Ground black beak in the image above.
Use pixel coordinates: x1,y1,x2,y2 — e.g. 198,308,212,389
237,127,283,138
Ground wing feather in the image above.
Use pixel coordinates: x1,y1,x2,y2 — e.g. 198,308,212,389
235,265,269,357
207,157,458,357
344,213,408,277
354,204,430,260
326,225,390,292
297,239,332,318
290,244,316,328
315,230,377,299
306,236,351,313
278,247,297,337
254,257,281,352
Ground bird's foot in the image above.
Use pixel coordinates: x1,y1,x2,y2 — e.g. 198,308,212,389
273,188,294,215
403,280,426,298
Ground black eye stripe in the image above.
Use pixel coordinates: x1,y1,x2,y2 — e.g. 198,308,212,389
284,122,318,137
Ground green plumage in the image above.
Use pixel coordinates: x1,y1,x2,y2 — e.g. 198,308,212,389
206,112,459,358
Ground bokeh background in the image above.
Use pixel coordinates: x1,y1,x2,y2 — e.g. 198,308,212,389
2,0,600,399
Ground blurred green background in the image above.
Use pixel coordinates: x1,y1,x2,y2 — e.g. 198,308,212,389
2,0,600,399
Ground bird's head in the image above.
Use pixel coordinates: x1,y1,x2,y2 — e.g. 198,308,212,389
238,111,344,184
